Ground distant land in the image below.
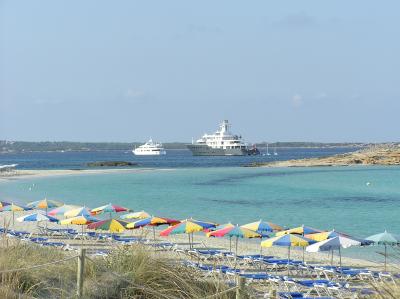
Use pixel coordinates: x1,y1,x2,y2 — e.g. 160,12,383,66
247,144,400,167
0,140,372,153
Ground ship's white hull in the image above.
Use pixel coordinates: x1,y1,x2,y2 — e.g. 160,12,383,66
132,149,166,156
187,144,248,156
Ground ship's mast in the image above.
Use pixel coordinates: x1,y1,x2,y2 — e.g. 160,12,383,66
220,120,230,134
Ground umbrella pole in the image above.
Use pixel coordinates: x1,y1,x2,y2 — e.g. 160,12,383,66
12,211,15,226
229,236,232,252
288,246,291,276
81,226,84,246
153,227,156,241
191,233,194,249
302,247,305,263
331,249,333,265
235,236,239,256
188,233,191,249
339,246,342,269
385,245,387,271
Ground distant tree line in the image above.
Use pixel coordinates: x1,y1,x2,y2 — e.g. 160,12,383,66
0,140,374,153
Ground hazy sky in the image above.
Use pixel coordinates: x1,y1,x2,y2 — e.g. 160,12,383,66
1,1,399,143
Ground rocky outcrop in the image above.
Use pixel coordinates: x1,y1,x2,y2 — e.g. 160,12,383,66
86,161,138,167
247,145,400,167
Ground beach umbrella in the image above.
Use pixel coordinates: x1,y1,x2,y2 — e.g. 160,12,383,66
60,215,99,225
0,203,32,225
276,225,323,263
126,216,180,229
27,198,63,214
213,223,235,230
17,212,59,223
126,216,180,239
90,203,131,218
241,220,283,233
87,218,129,233
48,204,81,216
60,215,99,243
121,210,151,220
306,236,361,268
0,201,11,208
305,230,372,245
64,206,92,218
276,225,323,237
160,219,216,249
207,225,262,255
261,234,315,275
366,230,400,270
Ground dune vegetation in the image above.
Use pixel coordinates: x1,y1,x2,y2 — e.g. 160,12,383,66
0,242,239,299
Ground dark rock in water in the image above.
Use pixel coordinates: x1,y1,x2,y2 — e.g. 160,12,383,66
86,161,138,167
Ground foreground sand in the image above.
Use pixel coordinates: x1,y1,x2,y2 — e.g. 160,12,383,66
0,210,385,271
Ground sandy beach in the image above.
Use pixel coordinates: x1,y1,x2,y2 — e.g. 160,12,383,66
0,168,173,182
0,209,384,271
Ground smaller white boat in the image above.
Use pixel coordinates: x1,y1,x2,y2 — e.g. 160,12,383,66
264,143,271,156
273,145,278,156
132,139,166,156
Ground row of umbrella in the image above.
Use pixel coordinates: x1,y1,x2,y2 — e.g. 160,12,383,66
2,199,400,270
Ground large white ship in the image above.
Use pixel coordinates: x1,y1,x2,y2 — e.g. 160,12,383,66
187,120,258,156
132,139,166,156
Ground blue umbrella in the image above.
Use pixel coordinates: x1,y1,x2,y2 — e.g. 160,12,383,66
366,230,400,270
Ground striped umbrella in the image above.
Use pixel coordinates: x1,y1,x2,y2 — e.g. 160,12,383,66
0,203,32,225
64,207,92,218
126,216,178,240
60,214,99,242
366,230,400,270
27,198,63,214
306,236,361,268
261,234,315,274
121,210,150,220
160,219,216,249
241,220,283,233
90,203,130,217
207,225,262,254
276,225,323,237
60,215,98,225
17,212,59,223
0,201,11,208
87,218,129,233
48,204,81,216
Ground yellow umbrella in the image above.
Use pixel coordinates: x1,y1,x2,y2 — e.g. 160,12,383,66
276,225,323,237
121,210,150,220
261,234,314,275
60,215,98,243
0,203,32,225
64,207,91,218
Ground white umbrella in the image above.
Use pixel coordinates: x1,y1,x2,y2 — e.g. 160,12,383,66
17,212,59,223
306,236,361,267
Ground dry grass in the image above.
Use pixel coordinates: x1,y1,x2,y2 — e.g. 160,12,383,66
368,247,400,299
0,241,241,298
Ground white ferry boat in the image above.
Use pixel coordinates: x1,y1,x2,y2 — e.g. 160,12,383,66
187,120,259,156
132,139,166,156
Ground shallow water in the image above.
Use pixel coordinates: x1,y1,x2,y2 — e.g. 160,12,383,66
1,150,399,262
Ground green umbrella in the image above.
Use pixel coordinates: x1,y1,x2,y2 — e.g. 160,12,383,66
366,230,400,271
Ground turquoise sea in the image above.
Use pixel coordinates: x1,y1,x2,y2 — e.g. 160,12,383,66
1,150,399,261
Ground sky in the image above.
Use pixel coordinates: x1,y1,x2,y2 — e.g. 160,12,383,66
1,1,399,143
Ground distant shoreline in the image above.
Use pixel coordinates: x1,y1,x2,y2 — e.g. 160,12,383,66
0,140,374,154
247,145,400,167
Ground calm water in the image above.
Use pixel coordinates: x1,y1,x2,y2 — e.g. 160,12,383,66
0,147,357,169
1,148,399,261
